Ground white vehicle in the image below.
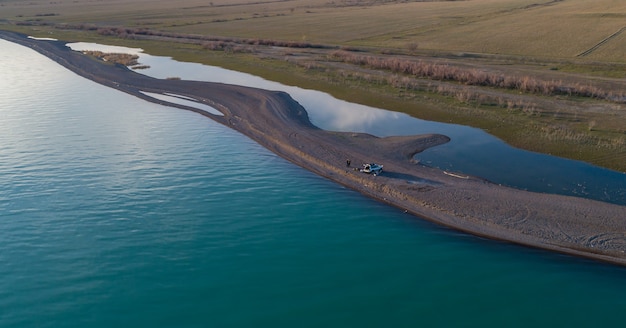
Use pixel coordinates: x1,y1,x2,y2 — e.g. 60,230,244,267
360,163,383,175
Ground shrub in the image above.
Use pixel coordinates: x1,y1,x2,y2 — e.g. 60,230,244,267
327,50,620,101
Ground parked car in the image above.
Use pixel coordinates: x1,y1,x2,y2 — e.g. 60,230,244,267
359,163,383,176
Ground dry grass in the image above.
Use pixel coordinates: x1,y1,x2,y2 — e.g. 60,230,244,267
328,50,625,100
2,0,625,62
81,50,139,66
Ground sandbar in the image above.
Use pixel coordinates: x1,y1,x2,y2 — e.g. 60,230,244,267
3,30,625,266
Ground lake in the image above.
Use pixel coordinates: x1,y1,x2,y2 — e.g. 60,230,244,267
1,38,625,328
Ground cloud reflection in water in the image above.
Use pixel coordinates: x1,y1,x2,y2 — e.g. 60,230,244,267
66,42,626,205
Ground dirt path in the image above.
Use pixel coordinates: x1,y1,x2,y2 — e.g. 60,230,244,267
3,30,626,266
578,26,626,57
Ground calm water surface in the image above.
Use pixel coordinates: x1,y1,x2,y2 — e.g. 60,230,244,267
68,42,626,205
2,39,626,327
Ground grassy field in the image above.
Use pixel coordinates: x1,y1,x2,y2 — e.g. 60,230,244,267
1,0,626,171
2,0,625,60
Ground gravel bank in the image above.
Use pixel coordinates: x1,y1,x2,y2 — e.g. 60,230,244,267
3,30,625,266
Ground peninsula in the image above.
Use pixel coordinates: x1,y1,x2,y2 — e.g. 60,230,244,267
3,30,625,266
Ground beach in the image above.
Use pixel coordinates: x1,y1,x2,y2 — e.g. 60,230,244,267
3,30,625,266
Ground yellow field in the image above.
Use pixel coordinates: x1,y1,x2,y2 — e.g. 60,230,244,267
1,0,625,61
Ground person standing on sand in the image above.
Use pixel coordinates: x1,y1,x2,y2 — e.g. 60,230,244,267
346,159,351,167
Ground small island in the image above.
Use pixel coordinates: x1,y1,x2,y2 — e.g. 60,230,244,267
3,30,625,266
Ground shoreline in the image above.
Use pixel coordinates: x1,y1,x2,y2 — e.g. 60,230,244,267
3,30,626,266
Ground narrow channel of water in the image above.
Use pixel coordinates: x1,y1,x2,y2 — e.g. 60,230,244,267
68,42,626,205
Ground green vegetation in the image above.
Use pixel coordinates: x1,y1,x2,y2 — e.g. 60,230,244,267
1,0,625,171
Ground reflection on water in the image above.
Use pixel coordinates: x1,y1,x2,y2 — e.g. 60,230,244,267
28,36,58,41
70,42,143,55
67,42,626,205
140,91,223,116
6,37,626,328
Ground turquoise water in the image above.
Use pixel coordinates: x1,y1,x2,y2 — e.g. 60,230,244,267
2,39,626,327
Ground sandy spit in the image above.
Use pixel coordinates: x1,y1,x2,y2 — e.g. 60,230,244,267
3,30,625,266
